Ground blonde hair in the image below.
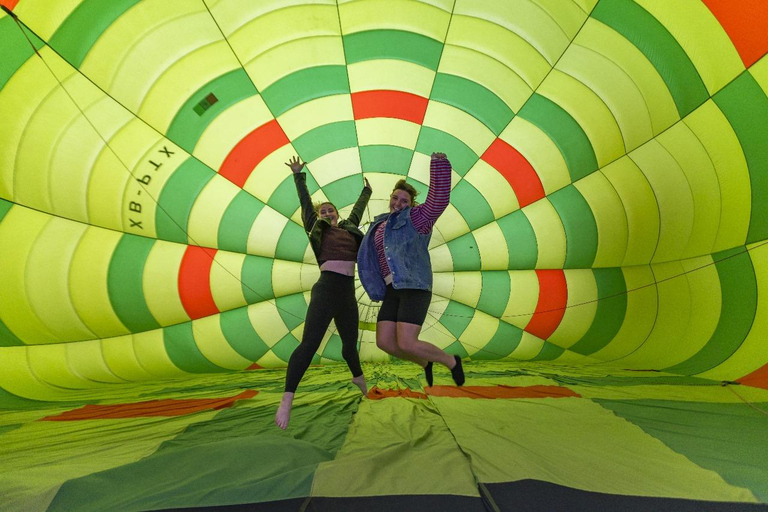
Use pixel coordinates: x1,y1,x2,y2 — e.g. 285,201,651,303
313,201,337,214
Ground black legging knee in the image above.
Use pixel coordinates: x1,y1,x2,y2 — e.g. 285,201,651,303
284,272,363,393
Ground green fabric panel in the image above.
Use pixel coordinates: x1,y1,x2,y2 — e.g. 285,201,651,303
439,300,474,339
472,320,523,359
446,340,470,359
163,322,228,374
548,185,598,268
596,399,768,501
0,17,43,90
107,234,160,332
48,0,142,67
531,343,566,361
0,318,23,347
275,294,308,332
591,0,708,117
217,191,264,254
274,221,310,263
0,198,13,221
415,127,478,176
321,333,344,361
266,176,300,218
567,268,627,355
0,387,62,410
261,66,350,117
663,249,757,375
343,29,442,69
48,399,358,510
292,121,358,162
360,145,412,175
166,69,258,153
322,175,365,212
713,72,768,244
553,374,720,388
477,271,511,319
240,255,274,304
497,211,539,269
450,180,495,230
518,94,598,182
0,424,21,436
219,308,270,361
446,232,481,271
155,158,215,244
431,73,515,135
271,333,301,363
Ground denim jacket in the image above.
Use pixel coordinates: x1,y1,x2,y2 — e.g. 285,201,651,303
357,206,433,302
293,172,371,261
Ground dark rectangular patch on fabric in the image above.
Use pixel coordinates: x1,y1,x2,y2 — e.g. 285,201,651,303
193,92,219,115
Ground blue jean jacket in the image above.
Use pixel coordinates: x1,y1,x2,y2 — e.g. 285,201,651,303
357,207,433,302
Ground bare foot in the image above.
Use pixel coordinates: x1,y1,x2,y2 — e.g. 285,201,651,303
275,392,294,429
351,375,368,396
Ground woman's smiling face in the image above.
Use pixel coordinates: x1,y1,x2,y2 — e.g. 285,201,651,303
389,189,412,213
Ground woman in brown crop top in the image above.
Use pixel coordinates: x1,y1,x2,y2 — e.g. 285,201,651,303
275,156,371,429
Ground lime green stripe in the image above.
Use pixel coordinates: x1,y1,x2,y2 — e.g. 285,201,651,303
713,72,768,244
531,343,566,361
451,180,495,230
548,185,598,268
472,321,523,359
267,172,319,220
0,17,44,90
591,0,708,117
220,308,270,361
261,65,350,117
343,29,442,69
518,93,598,182
49,0,142,68
271,333,301,363
163,322,227,373
218,191,265,254
321,333,345,361
275,222,310,263
497,212,538,269
439,300,474,339
0,198,12,223
477,271,511,319
322,174,363,210
446,339,470,358
108,234,160,332
360,145,412,175
156,158,215,244
664,248,757,375
293,121,357,162
568,268,627,355
415,127,477,176
241,256,274,304
431,73,515,135
275,293,308,331
446,233,481,271
166,69,258,153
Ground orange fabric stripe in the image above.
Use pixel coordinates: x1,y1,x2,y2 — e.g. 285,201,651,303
41,390,258,420
426,385,580,399
219,119,289,188
366,386,428,400
351,90,428,124
481,138,545,208
737,363,768,390
178,245,219,320
0,0,20,10
703,0,768,68
525,269,568,339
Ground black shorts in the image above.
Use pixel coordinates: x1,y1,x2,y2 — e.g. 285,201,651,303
377,285,432,326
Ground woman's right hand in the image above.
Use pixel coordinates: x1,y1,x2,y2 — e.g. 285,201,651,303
285,156,305,173
431,152,447,160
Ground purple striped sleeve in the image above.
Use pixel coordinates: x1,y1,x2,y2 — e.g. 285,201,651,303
411,157,452,234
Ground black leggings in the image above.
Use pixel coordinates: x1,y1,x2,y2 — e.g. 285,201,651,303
284,271,363,392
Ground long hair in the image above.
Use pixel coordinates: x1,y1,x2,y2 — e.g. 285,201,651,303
392,180,419,206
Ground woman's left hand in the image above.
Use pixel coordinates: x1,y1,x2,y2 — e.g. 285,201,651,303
364,177,372,191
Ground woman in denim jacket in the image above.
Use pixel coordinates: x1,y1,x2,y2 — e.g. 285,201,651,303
276,156,371,429
357,152,464,387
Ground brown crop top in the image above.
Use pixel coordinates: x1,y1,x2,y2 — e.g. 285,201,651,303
317,226,358,265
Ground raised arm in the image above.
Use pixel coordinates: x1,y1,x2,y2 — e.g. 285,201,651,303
411,152,451,233
287,156,316,233
346,177,372,226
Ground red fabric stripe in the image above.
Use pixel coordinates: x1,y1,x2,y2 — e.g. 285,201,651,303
737,363,768,390
219,119,289,188
481,138,545,208
0,0,20,10
703,0,768,68
178,245,219,320
41,390,258,420
525,270,567,339
351,90,428,124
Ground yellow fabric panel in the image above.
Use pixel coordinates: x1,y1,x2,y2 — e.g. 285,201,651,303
752,55,768,93
210,251,248,312
539,69,625,167
439,43,532,114
70,228,129,337
339,0,450,37
186,178,241,249
142,241,189,326
430,243,454,273
535,0,592,39
591,265,657,362
194,95,274,170
548,269,598,349
249,301,290,348
209,0,337,37
574,382,768,403
630,140,694,264
423,101,496,156
683,101,751,252
101,334,156,382
600,157,658,266
463,160,518,219
407,152,456,187
28,344,92,389
577,19,679,136
422,297,454,349
432,272,455,301
356,119,420,149
430,203,470,246
574,172,628,267
499,117,571,195
190,316,252,370
13,0,81,40
132,330,189,378
502,271,540,329
243,146,297,204
348,59,435,96
523,199,566,269
271,260,313,299
510,331,545,360
571,0,598,13
310,148,363,187
26,218,95,342
447,14,550,90
247,36,345,90
246,206,287,258
0,347,66,401
635,0,744,94
279,94,352,141
474,222,510,271
460,311,498,358
450,271,483,308
0,208,58,344
66,339,125,384
656,122,720,258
